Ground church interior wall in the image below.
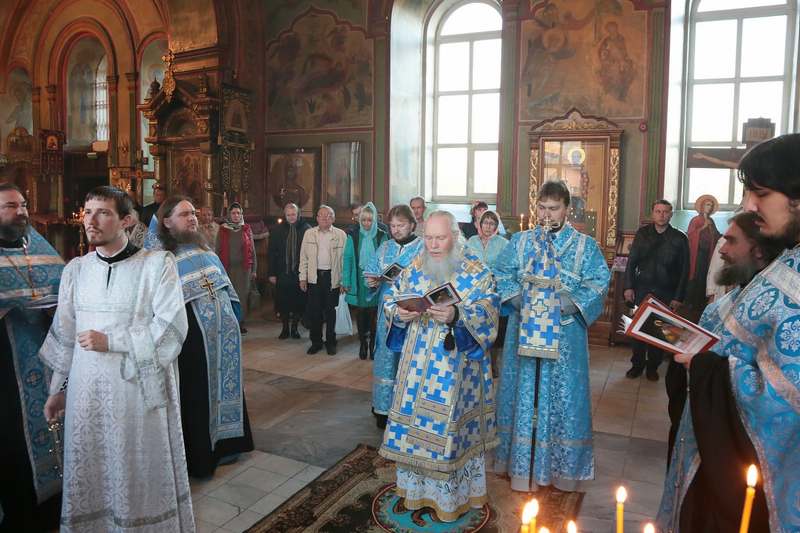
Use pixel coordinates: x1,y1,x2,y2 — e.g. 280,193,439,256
264,1,387,220
4,0,788,236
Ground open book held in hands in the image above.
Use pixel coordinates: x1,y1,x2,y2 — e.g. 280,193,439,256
364,262,404,282
394,282,462,313
618,294,719,354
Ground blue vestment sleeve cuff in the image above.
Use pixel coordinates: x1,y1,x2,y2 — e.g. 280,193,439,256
387,324,408,351
454,324,482,360
231,300,242,322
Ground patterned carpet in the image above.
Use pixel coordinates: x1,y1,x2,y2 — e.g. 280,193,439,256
246,445,583,533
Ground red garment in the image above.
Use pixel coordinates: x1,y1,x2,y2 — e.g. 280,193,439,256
687,215,719,280
218,223,254,272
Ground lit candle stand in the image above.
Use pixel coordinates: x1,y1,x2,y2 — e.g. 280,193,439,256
520,499,538,533
739,465,758,533
616,486,627,533
567,520,578,533
67,207,86,256
519,213,524,232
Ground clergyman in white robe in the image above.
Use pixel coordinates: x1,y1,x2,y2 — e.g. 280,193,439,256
39,246,195,532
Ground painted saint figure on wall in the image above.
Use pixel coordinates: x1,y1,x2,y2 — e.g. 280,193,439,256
596,21,634,101
685,194,722,319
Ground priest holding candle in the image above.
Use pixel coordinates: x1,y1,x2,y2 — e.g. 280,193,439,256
656,135,800,532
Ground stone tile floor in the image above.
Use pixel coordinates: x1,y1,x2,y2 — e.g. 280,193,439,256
191,314,671,532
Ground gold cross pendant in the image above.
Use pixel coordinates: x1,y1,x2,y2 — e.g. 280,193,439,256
200,274,216,300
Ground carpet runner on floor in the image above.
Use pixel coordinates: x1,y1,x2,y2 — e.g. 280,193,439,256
246,444,583,533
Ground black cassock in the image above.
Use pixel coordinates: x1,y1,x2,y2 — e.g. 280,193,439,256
678,352,770,532
178,305,254,478
0,318,60,532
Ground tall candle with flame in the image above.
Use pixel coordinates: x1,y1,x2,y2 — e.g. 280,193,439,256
739,465,758,533
521,499,538,533
616,486,627,533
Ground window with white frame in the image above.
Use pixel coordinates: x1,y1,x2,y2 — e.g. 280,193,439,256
94,55,108,142
431,1,502,202
683,0,795,208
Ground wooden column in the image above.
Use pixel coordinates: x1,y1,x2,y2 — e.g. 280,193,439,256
125,72,138,167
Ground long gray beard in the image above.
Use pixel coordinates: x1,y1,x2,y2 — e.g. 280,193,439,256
174,230,210,250
421,249,462,285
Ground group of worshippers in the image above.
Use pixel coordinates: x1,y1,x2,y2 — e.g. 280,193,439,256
5,134,800,532
1,184,252,532
349,181,612,522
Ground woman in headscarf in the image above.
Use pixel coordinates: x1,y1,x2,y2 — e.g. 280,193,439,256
342,202,388,359
466,210,507,268
268,202,310,339
216,202,257,333
363,204,425,428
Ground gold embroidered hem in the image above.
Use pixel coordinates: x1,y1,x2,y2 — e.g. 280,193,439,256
379,437,499,480
396,489,488,522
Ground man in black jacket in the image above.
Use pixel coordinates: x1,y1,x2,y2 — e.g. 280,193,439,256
623,199,690,381
268,202,310,339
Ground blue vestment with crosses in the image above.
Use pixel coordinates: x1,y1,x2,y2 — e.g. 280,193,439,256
174,245,244,446
146,226,245,447
493,223,610,491
379,249,500,475
1,228,64,503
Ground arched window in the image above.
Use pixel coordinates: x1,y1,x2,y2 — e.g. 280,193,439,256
683,0,795,208
95,56,108,142
428,1,502,202
66,38,107,147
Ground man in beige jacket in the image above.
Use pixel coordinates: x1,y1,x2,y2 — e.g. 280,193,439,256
299,205,348,355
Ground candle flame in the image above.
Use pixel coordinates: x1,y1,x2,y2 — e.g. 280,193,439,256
277,218,283,224
644,523,655,533
538,528,550,533
747,465,758,487
567,520,578,533
616,486,627,503
522,499,539,524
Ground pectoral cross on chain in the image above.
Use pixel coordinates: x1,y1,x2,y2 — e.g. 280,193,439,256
200,274,216,300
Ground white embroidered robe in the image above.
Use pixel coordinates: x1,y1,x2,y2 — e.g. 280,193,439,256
39,249,194,532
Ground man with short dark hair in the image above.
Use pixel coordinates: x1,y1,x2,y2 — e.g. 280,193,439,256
151,196,254,478
623,199,690,381
40,185,195,531
657,134,800,533
494,180,611,493
0,183,64,531
140,182,166,227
